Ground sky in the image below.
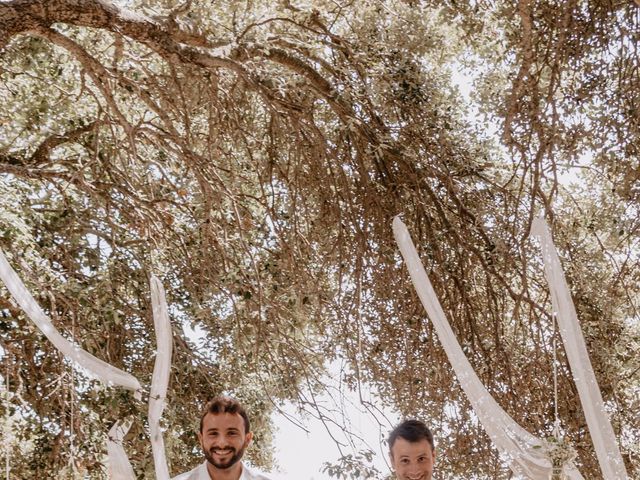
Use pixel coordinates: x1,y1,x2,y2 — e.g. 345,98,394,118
267,369,400,480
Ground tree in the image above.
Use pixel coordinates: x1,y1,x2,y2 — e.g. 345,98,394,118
0,0,638,478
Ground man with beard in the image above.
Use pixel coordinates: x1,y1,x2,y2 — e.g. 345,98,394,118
388,419,436,480
173,396,272,480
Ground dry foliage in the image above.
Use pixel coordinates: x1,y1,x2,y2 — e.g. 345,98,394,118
0,0,638,478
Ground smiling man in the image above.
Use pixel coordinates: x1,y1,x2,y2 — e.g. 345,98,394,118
388,419,437,480
173,396,272,480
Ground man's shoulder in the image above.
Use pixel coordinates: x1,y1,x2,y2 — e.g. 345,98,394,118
171,474,192,480
171,461,207,480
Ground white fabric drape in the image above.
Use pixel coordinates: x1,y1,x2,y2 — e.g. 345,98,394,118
0,249,143,478
148,276,172,480
106,420,136,480
531,218,628,480
393,217,583,479
0,251,179,479
0,249,141,393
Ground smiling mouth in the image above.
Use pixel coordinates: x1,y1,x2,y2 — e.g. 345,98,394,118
211,448,234,456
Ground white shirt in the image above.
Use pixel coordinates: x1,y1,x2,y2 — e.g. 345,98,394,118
172,461,272,480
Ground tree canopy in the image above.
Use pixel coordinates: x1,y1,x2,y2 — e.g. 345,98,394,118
0,0,638,478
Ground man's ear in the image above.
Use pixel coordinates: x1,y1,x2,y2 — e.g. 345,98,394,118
244,431,253,446
197,431,203,447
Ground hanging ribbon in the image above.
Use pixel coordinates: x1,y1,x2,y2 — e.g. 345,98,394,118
0,250,181,478
393,216,583,479
0,249,141,393
106,420,136,480
0,249,142,478
531,218,628,480
148,276,172,480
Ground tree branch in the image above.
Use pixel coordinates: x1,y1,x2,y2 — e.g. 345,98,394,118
0,0,239,72
0,120,100,169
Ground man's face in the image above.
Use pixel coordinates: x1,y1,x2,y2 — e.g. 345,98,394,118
389,437,436,480
198,412,252,470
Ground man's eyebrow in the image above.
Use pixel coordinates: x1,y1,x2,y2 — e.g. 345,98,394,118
400,451,428,458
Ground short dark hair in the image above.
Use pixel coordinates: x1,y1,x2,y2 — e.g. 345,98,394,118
388,419,434,451
199,396,251,434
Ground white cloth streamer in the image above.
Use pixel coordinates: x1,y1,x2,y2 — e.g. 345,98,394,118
149,276,173,480
107,420,136,480
0,249,144,478
0,249,141,393
531,218,628,479
0,251,182,478
392,217,583,479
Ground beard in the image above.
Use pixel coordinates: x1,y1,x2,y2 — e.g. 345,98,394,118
203,445,246,470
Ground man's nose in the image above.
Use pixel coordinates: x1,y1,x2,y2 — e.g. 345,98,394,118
407,466,422,477
212,435,231,447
